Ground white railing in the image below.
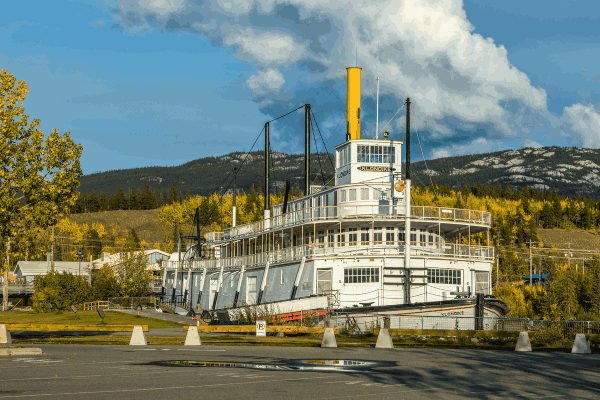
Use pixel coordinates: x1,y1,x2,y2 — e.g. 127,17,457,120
162,241,494,271
207,205,491,242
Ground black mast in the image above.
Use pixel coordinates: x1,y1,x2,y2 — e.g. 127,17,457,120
264,122,270,215
305,104,311,195
405,97,410,180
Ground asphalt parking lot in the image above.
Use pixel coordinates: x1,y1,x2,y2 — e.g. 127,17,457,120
1,345,599,399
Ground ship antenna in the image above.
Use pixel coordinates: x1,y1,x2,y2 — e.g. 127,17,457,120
376,77,380,139
404,96,411,304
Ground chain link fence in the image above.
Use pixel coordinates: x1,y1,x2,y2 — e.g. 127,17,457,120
330,313,600,336
107,297,156,310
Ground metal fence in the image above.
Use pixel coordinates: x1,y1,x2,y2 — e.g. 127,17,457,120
330,313,600,336
107,297,156,310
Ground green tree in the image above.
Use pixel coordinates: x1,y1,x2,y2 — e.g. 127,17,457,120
0,69,82,276
31,272,92,312
87,190,100,213
141,184,157,210
99,192,108,211
156,183,164,206
586,258,600,314
109,188,127,210
91,266,120,300
111,252,152,297
125,228,141,251
87,229,102,260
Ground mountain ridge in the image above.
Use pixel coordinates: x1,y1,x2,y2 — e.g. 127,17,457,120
78,145,600,198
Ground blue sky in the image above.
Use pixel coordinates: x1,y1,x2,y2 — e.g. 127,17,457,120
2,0,599,174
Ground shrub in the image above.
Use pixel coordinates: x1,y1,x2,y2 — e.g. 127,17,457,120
32,272,92,312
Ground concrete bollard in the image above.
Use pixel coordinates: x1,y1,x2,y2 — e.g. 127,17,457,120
321,328,337,348
129,326,147,346
515,332,532,352
375,328,394,349
184,326,202,346
0,325,12,345
571,334,591,354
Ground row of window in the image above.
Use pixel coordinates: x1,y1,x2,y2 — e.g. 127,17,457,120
339,187,392,202
282,186,399,213
338,145,398,167
357,145,395,164
427,269,462,285
344,267,380,283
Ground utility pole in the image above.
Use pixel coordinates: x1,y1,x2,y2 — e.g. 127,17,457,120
526,240,538,286
564,242,574,268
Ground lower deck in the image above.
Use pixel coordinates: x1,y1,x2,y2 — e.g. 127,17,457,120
162,254,493,314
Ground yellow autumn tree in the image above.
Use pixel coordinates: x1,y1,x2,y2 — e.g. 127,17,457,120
0,69,82,275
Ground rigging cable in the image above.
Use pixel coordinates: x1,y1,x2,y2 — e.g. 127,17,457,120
310,108,336,172
196,126,265,231
378,103,406,138
414,122,440,204
310,117,327,187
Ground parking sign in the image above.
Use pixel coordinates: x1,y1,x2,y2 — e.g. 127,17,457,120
256,320,266,337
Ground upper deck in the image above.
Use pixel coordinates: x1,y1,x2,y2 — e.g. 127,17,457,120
207,199,491,243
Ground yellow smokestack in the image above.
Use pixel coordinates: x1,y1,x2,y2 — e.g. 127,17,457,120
346,67,361,140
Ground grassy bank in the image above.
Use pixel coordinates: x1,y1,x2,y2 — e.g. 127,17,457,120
0,310,183,329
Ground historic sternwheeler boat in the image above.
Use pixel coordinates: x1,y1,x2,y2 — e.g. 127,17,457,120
160,67,509,326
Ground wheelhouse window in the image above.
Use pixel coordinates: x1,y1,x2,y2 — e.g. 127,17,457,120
338,145,351,167
349,189,357,201
427,269,461,285
360,188,369,200
344,267,380,283
357,145,395,164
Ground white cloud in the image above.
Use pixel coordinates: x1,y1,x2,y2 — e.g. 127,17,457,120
430,137,499,159
561,103,600,148
521,138,542,148
106,0,600,156
246,68,285,97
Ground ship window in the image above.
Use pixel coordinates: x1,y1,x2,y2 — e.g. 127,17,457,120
374,231,383,244
398,229,405,242
344,267,380,284
247,276,257,303
340,189,347,202
419,234,426,243
361,228,369,245
360,188,369,200
427,269,461,285
357,145,395,164
339,145,351,167
386,231,394,243
349,189,357,201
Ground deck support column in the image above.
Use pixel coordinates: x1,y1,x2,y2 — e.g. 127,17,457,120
257,261,270,304
187,261,193,308
291,257,306,300
197,266,207,310
233,265,245,308
212,261,224,310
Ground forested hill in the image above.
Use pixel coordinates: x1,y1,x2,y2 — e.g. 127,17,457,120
78,145,600,200
78,151,335,197
412,146,600,198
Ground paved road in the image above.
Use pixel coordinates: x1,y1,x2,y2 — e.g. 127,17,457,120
1,345,598,399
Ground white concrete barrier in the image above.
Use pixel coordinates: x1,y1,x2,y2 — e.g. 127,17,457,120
0,325,11,345
571,334,591,354
321,328,337,348
375,329,394,349
515,332,532,352
184,326,202,346
129,326,147,346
